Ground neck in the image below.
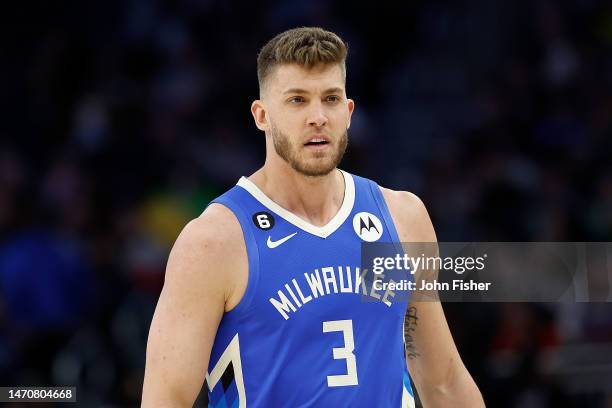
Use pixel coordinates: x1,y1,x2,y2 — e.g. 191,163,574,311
248,161,345,227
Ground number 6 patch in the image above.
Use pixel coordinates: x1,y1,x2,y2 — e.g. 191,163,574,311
252,211,275,231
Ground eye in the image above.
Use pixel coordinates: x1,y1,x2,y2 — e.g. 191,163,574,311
326,95,341,103
288,96,305,104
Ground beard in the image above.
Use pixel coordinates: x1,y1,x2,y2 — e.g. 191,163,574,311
270,123,348,177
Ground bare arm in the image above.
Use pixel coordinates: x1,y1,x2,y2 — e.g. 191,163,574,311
383,188,485,407
141,204,246,407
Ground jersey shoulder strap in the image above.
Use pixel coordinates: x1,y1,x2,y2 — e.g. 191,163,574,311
351,173,402,244
208,185,261,316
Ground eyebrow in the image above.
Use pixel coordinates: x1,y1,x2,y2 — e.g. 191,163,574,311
283,87,344,95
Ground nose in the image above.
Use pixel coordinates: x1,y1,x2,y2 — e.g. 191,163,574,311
307,101,328,127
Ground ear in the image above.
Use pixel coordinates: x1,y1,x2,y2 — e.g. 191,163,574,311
346,99,355,129
251,100,269,131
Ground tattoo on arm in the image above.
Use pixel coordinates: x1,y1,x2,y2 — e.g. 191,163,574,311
405,306,420,359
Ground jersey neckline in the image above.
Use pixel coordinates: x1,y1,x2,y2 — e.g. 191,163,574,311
236,170,355,239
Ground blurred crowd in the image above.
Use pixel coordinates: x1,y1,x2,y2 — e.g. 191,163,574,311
1,0,611,406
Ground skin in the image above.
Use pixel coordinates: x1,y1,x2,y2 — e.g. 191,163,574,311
142,62,484,407
383,188,485,406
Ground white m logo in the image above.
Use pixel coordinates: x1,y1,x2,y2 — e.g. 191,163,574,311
352,212,383,242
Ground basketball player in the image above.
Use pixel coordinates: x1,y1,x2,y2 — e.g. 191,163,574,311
142,27,484,407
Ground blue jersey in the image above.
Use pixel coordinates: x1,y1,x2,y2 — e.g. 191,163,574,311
205,170,415,408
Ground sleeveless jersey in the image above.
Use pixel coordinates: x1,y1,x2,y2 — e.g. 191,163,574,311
204,170,415,408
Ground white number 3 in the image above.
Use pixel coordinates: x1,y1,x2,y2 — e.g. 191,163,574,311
323,319,359,387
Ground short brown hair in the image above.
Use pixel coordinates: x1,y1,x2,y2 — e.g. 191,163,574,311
257,27,348,92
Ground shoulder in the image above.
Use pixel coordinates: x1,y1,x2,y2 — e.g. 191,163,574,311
164,203,247,302
379,187,427,220
379,186,437,243
174,203,245,261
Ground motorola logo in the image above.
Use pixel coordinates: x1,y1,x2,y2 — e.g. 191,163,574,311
352,212,383,242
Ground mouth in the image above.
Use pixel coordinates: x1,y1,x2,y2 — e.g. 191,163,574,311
304,136,331,149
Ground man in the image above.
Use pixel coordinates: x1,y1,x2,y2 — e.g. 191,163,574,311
142,27,484,407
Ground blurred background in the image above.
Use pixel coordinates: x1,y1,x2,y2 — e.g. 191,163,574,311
1,0,612,406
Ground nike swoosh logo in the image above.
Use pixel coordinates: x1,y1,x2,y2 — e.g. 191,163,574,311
267,232,298,249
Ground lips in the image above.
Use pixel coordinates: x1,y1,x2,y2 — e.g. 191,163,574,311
304,135,330,146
